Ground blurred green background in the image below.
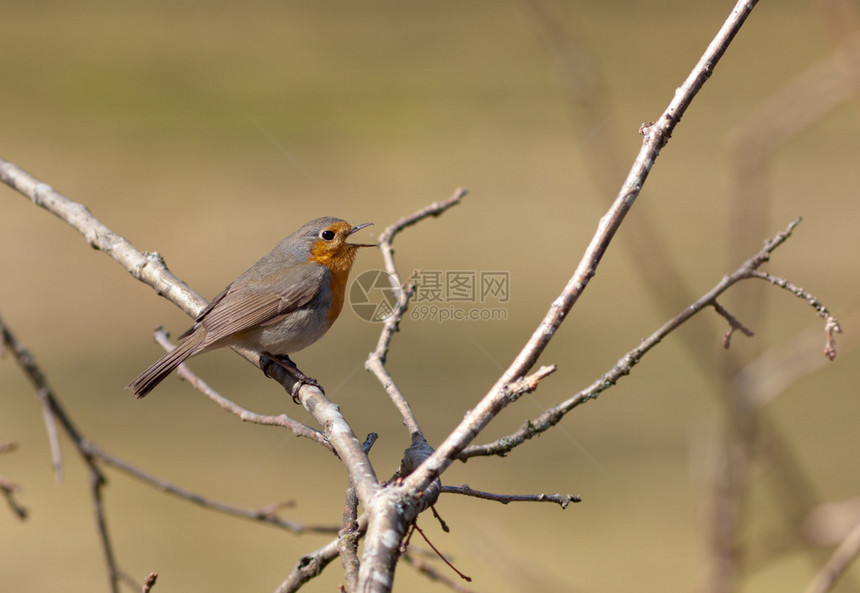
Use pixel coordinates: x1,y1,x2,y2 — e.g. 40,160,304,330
2,1,859,592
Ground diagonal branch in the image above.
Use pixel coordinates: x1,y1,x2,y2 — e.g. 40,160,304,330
152,329,330,449
461,219,840,458
1,311,126,592
402,0,762,495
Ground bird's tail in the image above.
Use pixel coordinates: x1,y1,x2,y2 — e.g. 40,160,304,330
127,335,202,398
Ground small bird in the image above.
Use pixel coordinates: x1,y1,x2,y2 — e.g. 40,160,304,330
128,217,374,399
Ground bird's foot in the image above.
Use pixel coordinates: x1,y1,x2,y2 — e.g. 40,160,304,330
260,353,324,404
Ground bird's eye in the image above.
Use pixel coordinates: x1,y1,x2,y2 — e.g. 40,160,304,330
321,229,336,241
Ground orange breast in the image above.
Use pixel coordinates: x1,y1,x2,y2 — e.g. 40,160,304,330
308,240,358,328
326,267,348,327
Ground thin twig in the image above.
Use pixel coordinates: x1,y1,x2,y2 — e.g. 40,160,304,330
402,552,481,593
410,522,472,583
713,300,755,349
441,484,580,509
0,312,124,592
0,472,27,520
89,442,338,534
366,187,468,439
748,270,842,360
152,329,331,450
1,314,64,483
460,219,837,459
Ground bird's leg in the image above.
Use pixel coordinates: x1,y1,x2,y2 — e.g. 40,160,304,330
259,352,324,403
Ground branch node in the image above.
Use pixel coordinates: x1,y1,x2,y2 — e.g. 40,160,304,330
713,301,755,349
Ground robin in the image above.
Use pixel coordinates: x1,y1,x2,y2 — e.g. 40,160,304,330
128,216,374,400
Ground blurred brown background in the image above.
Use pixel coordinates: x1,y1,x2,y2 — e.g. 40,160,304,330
2,1,859,592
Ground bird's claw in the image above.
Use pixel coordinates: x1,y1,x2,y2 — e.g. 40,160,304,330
261,352,323,404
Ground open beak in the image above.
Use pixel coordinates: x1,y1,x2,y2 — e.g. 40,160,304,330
348,222,376,247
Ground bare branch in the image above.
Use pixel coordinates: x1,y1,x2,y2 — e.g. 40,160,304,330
410,522,472,584
90,442,338,535
460,219,838,459
152,329,331,449
366,187,468,439
403,552,482,593
0,469,27,520
748,270,842,360
0,160,206,317
1,311,64,482
713,301,755,349
0,313,129,592
441,484,580,509
401,0,762,497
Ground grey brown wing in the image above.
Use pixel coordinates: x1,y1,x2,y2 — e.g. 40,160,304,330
196,264,328,346
177,284,232,340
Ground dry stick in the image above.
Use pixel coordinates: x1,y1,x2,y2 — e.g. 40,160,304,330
0,157,380,512
0,313,125,593
352,5,762,591
441,484,580,509
0,471,27,520
461,219,840,458
748,271,842,360
0,311,63,483
91,442,338,534
0,443,28,520
402,552,481,593
734,298,860,409
153,329,332,450
520,0,706,346
410,522,472,583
